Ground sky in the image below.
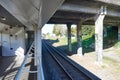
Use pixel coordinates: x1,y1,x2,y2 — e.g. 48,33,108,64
42,24,54,34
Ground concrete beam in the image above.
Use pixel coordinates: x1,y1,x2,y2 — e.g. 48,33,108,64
0,0,38,30
0,0,65,30
48,18,79,24
95,6,106,64
59,3,120,17
41,0,65,28
97,0,120,6
77,21,82,56
67,24,72,51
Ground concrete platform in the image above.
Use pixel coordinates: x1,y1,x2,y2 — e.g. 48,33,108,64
0,53,37,80
0,56,22,80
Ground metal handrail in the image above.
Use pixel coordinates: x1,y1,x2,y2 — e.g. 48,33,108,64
14,42,34,80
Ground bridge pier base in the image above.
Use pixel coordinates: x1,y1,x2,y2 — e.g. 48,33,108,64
77,22,82,56
67,24,72,52
118,26,120,40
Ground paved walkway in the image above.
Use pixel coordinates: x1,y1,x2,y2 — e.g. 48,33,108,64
0,56,21,80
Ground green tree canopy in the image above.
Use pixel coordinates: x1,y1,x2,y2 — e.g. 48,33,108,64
53,24,67,36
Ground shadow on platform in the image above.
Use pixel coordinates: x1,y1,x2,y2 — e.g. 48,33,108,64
0,56,20,80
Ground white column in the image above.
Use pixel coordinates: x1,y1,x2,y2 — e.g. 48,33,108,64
118,26,120,40
77,22,82,56
34,26,44,80
95,6,106,64
67,24,72,51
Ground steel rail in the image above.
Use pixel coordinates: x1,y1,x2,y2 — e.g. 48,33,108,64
45,40,100,80
43,41,73,80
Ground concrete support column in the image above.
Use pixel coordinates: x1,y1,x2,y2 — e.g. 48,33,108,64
67,24,72,51
34,26,44,80
95,6,106,64
118,26,120,40
77,22,82,56
27,31,34,50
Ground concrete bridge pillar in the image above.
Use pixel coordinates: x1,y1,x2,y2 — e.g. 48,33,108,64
118,26,120,40
34,26,44,80
67,24,72,51
26,31,34,50
77,22,82,56
34,26,42,65
95,6,106,64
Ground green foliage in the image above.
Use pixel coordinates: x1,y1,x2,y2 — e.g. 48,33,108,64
82,25,95,36
58,37,67,45
71,27,76,36
106,26,118,39
114,41,120,48
104,26,118,48
52,25,119,53
82,25,95,52
53,24,67,36
82,36,94,46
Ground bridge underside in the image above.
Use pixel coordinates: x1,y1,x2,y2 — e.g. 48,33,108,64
48,0,120,26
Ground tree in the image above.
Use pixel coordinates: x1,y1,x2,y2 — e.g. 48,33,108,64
53,24,67,36
71,27,76,36
82,25,95,36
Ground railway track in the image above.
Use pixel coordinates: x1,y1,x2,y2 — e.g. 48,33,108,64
42,40,101,80
42,41,71,80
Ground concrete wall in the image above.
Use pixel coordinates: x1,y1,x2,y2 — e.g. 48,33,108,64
0,23,25,56
2,28,25,56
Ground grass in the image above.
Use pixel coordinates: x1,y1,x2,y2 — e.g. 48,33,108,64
57,37,67,45
103,56,118,66
48,35,95,53
114,40,120,48
115,67,120,73
103,56,120,73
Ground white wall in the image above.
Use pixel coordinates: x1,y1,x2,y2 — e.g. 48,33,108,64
1,26,25,56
